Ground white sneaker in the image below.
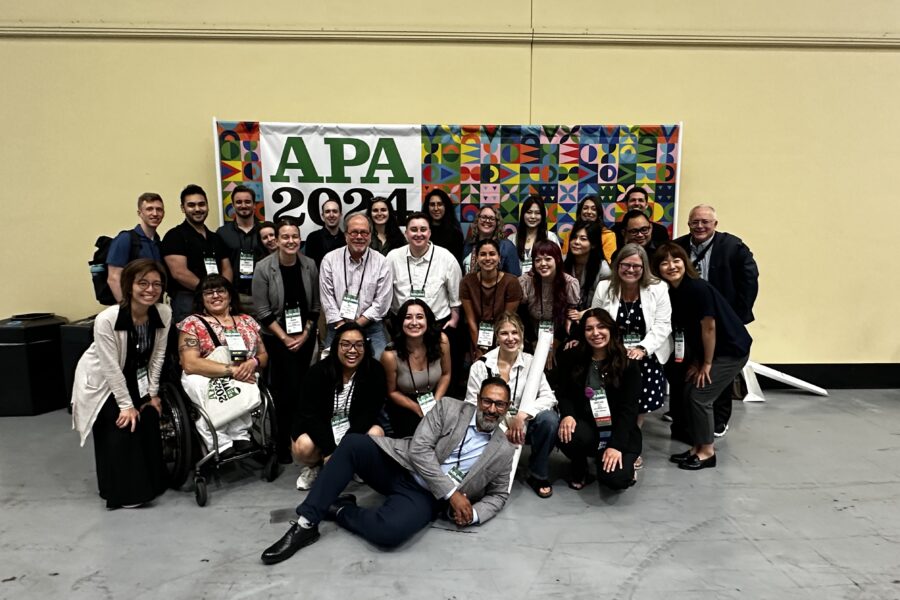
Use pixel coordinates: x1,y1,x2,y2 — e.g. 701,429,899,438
714,424,729,438
295,465,320,490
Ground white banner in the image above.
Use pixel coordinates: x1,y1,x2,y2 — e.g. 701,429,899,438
259,122,422,238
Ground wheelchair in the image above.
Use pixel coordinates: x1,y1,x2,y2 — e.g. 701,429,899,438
158,376,280,506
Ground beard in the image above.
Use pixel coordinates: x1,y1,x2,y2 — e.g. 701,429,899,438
475,409,499,433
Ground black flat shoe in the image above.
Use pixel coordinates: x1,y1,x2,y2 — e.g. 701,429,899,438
261,521,319,565
325,494,357,521
669,450,694,464
679,454,717,471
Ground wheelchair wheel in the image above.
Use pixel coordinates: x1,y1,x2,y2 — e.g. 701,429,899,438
194,476,208,507
159,382,192,490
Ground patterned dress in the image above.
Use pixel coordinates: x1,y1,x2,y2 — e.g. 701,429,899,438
616,298,665,413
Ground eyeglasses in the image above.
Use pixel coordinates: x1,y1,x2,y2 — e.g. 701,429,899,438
136,280,163,290
626,226,651,236
688,219,714,227
478,216,497,223
202,288,228,297
339,341,365,352
347,230,371,238
619,263,644,272
478,397,510,410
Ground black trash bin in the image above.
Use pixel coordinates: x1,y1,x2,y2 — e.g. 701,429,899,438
61,315,97,406
0,313,68,416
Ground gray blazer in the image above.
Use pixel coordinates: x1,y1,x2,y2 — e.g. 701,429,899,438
372,398,515,524
252,252,320,325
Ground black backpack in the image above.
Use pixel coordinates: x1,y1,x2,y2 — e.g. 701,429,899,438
89,230,142,305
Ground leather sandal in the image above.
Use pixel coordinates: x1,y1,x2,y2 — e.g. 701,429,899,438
526,475,553,498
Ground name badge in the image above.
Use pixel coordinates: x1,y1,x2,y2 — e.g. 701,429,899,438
417,392,436,415
477,322,494,348
331,415,350,445
239,251,254,279
674,331,685,363
623,333,641,348
203,257,219,275
587,387,612,427
339,292,360,320
521,258,532,273
538,320,554,335
410,287,426,300
285,307,303,334
136,366,150,399
447,465,466,485
224,329,248,362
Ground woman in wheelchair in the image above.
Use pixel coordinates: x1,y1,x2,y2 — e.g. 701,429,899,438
290,322,386,490
177,274,268,458
72,259,171,509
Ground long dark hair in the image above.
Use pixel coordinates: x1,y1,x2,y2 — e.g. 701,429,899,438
323,321,377,389
367,196,405,248
193,274,245,316
528,240,569,328
392,299,443,363
571,308,628,388
425,189,462,234
563,219,604,307
516,195,549,260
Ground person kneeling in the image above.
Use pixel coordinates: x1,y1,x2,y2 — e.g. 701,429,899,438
261,377,516,564
289,322,386,490
557,309,642,491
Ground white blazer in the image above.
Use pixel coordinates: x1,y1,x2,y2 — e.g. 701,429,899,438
591,279,673,364
71,304,172,446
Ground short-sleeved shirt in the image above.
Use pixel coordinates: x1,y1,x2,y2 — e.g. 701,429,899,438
668,276,751,360
216,221,260,295
107,225,162,267
177,314,261,358
161,221,230,295
459,272,523,323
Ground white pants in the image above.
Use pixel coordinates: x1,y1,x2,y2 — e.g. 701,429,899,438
196,412,252,453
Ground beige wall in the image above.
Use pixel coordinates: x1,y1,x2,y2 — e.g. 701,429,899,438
2,1,899,363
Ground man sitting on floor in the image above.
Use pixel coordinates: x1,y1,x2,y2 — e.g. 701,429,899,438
261,377,516,564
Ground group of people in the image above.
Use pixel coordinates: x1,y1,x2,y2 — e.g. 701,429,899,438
70,183,759,563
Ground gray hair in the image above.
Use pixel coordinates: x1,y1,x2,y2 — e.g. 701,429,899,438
689,204,717,220
344,212,371,231
607,243,658,299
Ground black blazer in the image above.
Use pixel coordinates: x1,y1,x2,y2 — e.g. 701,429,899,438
675,231,759,324
296,359,386,456
556,350,642,455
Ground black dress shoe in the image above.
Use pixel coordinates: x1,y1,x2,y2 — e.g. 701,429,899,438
669,450,694,464
325,494,357,521
679,454,717,471
261,521,320,565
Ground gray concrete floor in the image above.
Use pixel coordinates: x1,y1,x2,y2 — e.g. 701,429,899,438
1,389,899,600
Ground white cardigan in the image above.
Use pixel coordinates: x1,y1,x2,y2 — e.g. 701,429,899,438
590,279,673,364
71,304,172,446
464,347,557,418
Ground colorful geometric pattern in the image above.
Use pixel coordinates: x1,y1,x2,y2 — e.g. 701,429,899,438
217,122,680,241
217,121,264,221
422,124,680,242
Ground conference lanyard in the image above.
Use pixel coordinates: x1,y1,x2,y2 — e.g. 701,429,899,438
333,375,357,418
621,298,641,346
691,238,714,270
343,248,370,299
406,356,432,395
406,246,434,298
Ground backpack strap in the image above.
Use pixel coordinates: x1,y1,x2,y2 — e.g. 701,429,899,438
127,229,143,262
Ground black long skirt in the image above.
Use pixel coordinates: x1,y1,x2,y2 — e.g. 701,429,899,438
92,395,168,509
